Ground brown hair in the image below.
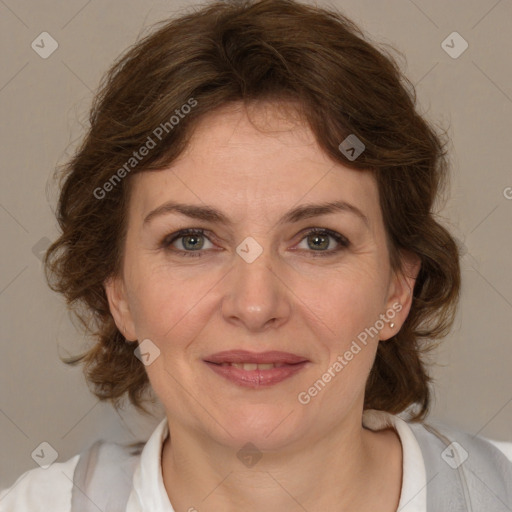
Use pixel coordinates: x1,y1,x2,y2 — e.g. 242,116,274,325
44,0,460,421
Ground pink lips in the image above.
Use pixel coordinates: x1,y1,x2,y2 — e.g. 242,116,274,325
203,350,309,388
204,350,308,365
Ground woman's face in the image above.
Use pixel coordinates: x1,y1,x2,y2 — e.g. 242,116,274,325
106,101,418,450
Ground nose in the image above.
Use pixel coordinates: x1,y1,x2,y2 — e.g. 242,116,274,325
220,243,292,332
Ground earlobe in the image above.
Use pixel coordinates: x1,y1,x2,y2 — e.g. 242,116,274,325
380,251,421,341
104,275,138,341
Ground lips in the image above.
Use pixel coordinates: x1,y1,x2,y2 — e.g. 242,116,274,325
204,350,308,366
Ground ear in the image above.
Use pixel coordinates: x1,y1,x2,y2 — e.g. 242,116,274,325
104,275,138,341
379,250,421,341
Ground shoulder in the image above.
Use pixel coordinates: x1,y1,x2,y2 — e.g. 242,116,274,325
484,438,512,463
70,439,144,512
0,453,80,512
407,419,512,498
404,418,512,509
408,419,512,465
0,439,144,512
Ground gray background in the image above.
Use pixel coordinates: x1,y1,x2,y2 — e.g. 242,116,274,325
1,0,511,489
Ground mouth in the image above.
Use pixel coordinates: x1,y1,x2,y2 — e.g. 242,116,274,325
203,350,310,388
204,349,309,365
209,362,298,370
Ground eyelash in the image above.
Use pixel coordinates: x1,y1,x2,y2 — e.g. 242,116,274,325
160,227,350,258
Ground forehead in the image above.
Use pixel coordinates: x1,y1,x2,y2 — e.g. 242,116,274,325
130,101,380,227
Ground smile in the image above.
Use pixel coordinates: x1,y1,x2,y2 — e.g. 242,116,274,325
218,362,289,370
204,360,309,388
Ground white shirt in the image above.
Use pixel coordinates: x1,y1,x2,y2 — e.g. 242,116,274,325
1,409,511,511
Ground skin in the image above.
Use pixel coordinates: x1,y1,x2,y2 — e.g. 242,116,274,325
105,100,420,512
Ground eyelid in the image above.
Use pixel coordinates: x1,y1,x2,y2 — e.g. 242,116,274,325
161,227,350,257
160,228,216,252
293,227,350,256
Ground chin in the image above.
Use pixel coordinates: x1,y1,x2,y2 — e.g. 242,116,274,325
208,404,304,450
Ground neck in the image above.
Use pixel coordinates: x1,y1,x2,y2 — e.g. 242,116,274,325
161,413,402,512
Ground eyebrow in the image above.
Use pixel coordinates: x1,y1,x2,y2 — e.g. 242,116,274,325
143,199,370,229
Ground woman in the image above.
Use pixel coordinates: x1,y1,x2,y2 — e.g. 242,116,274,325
1,0,510,511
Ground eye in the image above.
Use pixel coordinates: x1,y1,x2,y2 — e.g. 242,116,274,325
295,228,350,257
160,227,350,258
161,228,215,258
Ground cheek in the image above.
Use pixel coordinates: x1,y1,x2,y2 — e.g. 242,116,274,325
126,261,218,344
295,264,388,346
294,269,387,407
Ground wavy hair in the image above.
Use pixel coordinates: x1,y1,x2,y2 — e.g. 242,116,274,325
44,0,461,421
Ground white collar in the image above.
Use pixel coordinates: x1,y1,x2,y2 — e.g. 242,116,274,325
126,409,426,512
126,417,173,511
363,409,427,511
